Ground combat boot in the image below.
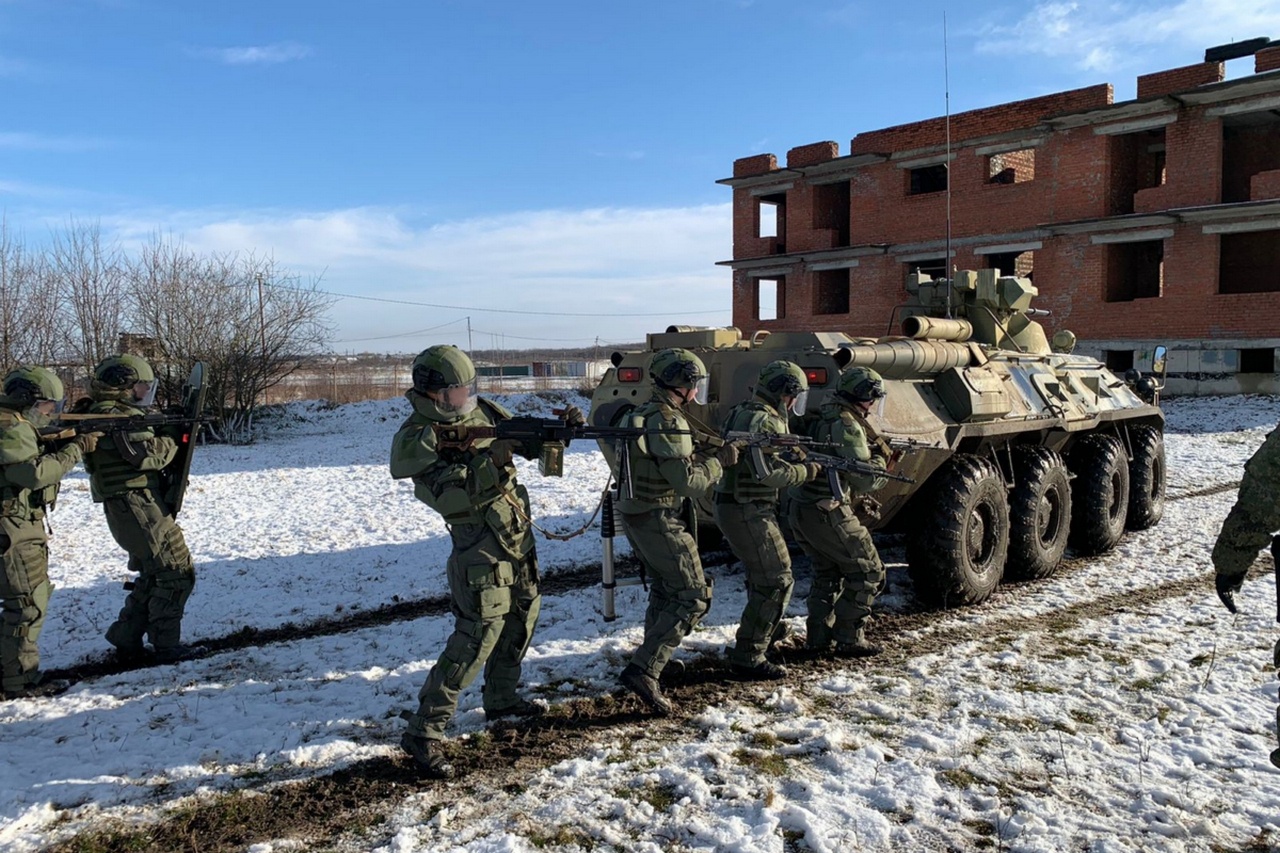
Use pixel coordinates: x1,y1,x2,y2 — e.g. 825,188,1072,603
619,663,673,716
833,626,882,659
486,698,546,721
2,676,70,701
153,644,204,664
400,732,455,780
729,658,788,681
660,658,686,684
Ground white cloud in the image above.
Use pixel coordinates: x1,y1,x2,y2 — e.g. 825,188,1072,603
95,204,735,350
0,131,108,151
977,0,1280,72
193,42,313,66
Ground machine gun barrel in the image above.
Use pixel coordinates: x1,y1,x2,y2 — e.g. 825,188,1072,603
722,430,838,451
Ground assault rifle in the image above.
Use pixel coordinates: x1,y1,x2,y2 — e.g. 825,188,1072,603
721,430,839,481
40,411,214,443
801,448,916,486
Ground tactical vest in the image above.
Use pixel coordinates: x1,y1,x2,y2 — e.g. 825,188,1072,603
793,401,874,505
716,400,789,503
82,400,162,500
617,396,695,513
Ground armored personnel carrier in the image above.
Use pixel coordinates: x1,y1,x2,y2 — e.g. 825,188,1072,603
591,269,1166,608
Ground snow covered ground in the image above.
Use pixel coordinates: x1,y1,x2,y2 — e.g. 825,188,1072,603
2,392,1279,852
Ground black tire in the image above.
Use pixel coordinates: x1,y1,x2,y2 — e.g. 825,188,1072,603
1126,425,1165,530
906,454,1010,608
1006,446,1072,581
1068,434,1130,556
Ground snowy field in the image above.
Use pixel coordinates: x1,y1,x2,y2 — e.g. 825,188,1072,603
2,392,1279,852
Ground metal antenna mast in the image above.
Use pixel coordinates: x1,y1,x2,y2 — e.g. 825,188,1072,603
944,11,954,319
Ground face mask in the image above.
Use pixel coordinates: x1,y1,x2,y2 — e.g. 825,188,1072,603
789,390,809,416
135,380,158,408
692,376,709,406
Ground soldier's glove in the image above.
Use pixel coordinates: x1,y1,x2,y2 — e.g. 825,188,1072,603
804,461,824,482
560,405,587,427
1216,571,1246,614
72,431,104,454
714,442,740,468
488,439,519,469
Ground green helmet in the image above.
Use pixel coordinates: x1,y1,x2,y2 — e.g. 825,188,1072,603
648,348,709,405
94,354,155,389
757,360,809,414
838,366,886,403
3,365,64,406
412,345,476,393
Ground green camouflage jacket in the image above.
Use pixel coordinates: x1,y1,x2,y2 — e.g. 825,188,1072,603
0,398,83,519
616,389,722,515
714,397,808,503
82,397,177,501
789,400,888,506
1213,423,1280,578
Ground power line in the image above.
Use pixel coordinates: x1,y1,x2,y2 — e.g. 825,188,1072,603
334,317,468,344
260,278,730,319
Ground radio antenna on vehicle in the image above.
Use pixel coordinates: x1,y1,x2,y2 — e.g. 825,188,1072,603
943,10,954,320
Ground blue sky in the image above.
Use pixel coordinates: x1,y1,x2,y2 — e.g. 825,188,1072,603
3,0,1279,352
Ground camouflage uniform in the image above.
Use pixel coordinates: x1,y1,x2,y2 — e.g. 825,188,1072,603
788,376,889,654
390,379,551,745
84,357,197,658
0,369,86,696
713,363,814,673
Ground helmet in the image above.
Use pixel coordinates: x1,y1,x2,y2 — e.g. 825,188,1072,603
838,366,886,404
3,365,64,407
757,360,809,415
648,348,709,404
412,345,476,393
94,355,158,406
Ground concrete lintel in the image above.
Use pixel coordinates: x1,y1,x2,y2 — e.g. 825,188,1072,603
892,152,956,170
808,259,860,271
1092,113,1177,136
746,266,793,278
749,182,794,197
895,249,957,263
1205,94,1280,118
715,169,803,189
1090,228,1175,244
1202,218,1280,234
1046,97,1180,130
973,138,1047,157
974,241,1044,255
1051,214,1177,235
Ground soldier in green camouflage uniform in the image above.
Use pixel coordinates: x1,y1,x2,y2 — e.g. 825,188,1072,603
714,360,822,680
616,348,736,715
788,366,890,658
1212,421,1280,768
390,345,578,779
0,366,96,699
83,355,198,664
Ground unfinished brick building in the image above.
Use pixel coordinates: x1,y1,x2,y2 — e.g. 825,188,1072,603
719,41,1280,395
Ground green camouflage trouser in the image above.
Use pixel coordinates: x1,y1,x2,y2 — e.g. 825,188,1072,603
405,523,541,741
621,506,712,680
0,515,52,692
102,490,196,653
713,498,792,666
788,500,884,649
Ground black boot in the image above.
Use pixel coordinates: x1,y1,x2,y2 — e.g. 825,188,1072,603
833,626,882,658
2,675,70,701
729,658,788,681
619,664,673,716
400,732,455,780
153,644,204,664
486,698,546,721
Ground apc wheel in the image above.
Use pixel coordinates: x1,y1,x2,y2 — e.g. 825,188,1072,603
1126,425,1165,530
906,455,1010,608
1006,446,1072,581
1068,434,1130,556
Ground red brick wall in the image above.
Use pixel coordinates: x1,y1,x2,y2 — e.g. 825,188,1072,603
1251,169,1280,201
1257,45,1280,74
1163,110,1222,207
1224,123,1280,203
848,85,1112,155
1136,62,1224,99
787,141,839,168
733,153,778,179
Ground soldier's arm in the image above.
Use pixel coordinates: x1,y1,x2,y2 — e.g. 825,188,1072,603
749,416,811,489
111,429,178,471
649,413,722,498
1213,429,1280,578
834,417,888,493
4,429,81,490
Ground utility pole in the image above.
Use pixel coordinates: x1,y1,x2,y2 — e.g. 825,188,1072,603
256,273,268,356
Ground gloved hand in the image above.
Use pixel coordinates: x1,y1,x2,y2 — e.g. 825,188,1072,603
1216,571,1246,614
715,442,740,468
561,405,586,427
804,461,824,482
73,431,104,454
789,446,807,462
488,439,519,469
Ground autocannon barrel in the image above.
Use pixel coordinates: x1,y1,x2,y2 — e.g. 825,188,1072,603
901,315,973,342
841,339,971,377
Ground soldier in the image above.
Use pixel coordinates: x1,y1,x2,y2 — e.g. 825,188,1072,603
0,366,97,699
1212,421,1280,768
615,347,736,715
83,355,199,664
714,360,822,680
788,366,890,658
390,345,578,779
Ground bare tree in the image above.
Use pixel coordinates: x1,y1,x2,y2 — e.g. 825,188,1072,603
0,222,65,367
50,220,127,374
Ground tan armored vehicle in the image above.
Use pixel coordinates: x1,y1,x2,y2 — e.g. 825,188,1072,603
591,269,1166,608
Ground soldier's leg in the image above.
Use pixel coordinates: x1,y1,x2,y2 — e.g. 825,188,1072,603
405,549,508,741
0,521,52,692
719,502,792,666
627,510,710,680
791,503,845,650
143,513,196,651
481,548,542,713
102,495,154,651
828,507,885,645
